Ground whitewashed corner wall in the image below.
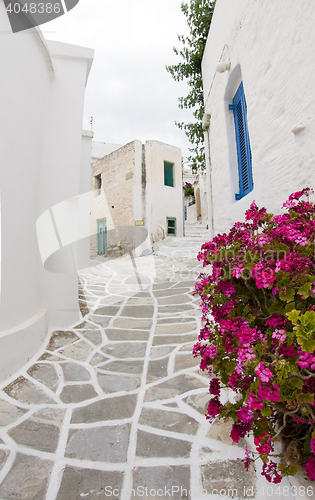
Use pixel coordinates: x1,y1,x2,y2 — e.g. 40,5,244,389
146,140,184,241
0,2,94,382
202,0,315,236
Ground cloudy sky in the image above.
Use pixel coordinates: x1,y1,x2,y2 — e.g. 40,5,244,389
43,0,193,160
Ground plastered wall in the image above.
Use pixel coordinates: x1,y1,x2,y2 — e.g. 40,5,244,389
0,7,93,382
145,140,183,242
202,0,315,235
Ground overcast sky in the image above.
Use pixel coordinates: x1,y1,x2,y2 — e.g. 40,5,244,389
42,0,193,160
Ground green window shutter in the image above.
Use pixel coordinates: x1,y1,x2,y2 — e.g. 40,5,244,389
167,217,176,236
97,219,107,254
164,161,174,187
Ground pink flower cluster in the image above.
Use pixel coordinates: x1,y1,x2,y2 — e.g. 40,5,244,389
306,458,315,481
297,350,315,370
193,188,315,483
254,431,273,454
262,461,282,483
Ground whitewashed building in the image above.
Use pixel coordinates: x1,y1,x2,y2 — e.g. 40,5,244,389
183,167,208,223
90,140,183,257
202,0,315,237
0,2,94,382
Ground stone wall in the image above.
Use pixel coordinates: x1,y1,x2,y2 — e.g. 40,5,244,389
90,140,142,257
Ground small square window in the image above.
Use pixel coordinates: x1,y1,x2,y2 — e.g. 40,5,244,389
95,175,102,195
167,217,176,236
164,161,174,187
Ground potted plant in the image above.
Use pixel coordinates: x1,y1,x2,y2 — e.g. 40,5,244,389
194,188,315,484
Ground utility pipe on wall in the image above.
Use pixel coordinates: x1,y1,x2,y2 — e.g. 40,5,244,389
202,113,214,239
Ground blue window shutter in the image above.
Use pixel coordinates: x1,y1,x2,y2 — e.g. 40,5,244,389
231,82,253,200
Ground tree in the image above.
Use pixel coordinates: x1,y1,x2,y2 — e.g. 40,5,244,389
166,0,216,171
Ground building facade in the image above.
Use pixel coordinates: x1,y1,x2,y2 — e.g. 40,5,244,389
0,2,94,382
90,140,183,257
202,0,315,237
183,167,208,223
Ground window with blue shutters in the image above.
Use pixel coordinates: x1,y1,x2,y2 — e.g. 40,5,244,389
229,82,253,200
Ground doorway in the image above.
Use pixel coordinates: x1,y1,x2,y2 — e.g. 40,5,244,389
97,219,107,254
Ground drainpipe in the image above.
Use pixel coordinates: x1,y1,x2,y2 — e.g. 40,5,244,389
182,159,185,237
202,113,214,240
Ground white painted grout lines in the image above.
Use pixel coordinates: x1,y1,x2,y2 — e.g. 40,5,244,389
0,239,256,500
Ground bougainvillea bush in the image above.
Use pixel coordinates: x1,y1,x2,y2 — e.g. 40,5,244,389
193,188,315,483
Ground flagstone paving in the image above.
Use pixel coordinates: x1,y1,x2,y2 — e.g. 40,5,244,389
0,230,261,500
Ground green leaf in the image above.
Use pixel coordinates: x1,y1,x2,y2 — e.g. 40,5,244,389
297,393,315,404
304,437,311,453
300,310,315,327
290,378,304,389
221,372,229,385
269,301,286,314
223,360,236,376
284,302,296,313
298,282,312,299
284,464,299,476
279,288,295,302
260,406,272,417
296,335,315,353
286,309,301,325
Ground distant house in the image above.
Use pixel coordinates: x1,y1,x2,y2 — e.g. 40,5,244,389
183,167,208,223
90,140,183,257
201,0,315,237
0,2,94,382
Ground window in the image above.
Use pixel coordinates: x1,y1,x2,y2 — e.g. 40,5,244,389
167,217,176,236
229,82,253,200
164,161,174,187
95,174,102,195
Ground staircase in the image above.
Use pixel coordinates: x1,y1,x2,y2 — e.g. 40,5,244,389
184,220,209,239
153,221,210,259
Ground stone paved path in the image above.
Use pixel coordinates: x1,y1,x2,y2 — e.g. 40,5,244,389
0,226,257,500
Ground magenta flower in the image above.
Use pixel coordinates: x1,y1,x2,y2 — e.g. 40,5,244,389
204,345,217,359
237,407,254,423
206,396,222,421
306,457,315,480
272,329,287,342
255,362,273,383
209,378,220,396
262,461,282,483
193,188,315,483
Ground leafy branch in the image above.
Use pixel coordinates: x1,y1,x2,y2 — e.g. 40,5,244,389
166,0,216,170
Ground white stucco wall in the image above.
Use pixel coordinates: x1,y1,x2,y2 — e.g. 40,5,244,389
0,3,94,381
183,170,208,223
202,0,315,235
145,140,183,241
